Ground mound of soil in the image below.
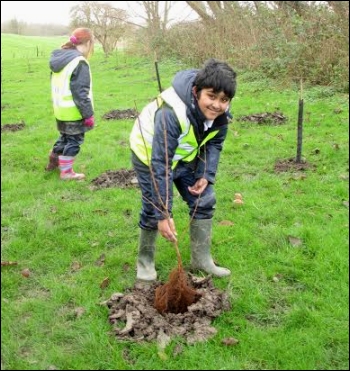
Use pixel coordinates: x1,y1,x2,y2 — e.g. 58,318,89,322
1,121,25,132
105,275,231,344
102,109,138,120
237,112,287,125
90,169,138,190
274,158,314,172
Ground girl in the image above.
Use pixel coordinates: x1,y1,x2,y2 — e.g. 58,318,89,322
46,27,95,180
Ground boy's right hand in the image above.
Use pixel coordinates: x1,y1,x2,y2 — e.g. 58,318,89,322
188,177,208,196
158,218,177,242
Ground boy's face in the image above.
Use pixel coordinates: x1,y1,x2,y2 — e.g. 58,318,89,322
195,88,230,121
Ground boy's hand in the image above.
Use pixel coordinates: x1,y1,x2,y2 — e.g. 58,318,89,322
188,178,208,196
158,218,177,242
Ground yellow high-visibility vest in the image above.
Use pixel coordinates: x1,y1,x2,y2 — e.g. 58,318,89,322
51,56,93,121
130,87,218,168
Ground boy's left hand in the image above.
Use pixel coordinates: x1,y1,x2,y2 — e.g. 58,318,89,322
188,178,208,196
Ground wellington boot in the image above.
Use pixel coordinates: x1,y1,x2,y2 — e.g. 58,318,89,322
137,228,158,281
60,171,86,180
190,219,231,277
59,155,85,181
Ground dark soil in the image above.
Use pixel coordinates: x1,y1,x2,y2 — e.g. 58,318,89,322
102,108,138,120
89,169,138,190
105,274,231,344
237,112,287,125
274,158,314,172
1,121,25,132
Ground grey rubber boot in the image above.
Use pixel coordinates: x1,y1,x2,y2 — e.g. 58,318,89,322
136,228,158,281
190,219,231,277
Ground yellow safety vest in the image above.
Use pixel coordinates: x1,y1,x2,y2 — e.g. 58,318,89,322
130,87,219,168
51,56,93,121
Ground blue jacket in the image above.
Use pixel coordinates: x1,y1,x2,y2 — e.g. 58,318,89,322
149,69,231,218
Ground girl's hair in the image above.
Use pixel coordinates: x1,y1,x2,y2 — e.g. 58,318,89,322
61,28,94,49
194,58,237,99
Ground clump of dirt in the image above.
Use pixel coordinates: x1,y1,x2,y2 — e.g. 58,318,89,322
105,275,231,344
102,109,138,120
274,158,314,172
154,266,201,315
237,112,287,125
1,121,25,132
89,169,138,190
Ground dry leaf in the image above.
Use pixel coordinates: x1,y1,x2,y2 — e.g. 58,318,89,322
74,307,85,318
222,337,239,346
1,261,18,266
100,277,110,289
95,254,106,266
219,220,234,226
71,261,82,271
93,209,108,215
21,268,31,278
122,263,130,272
233,199,244,207
288,235,303,247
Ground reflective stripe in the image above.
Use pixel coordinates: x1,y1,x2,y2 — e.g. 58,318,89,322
51,56,93,121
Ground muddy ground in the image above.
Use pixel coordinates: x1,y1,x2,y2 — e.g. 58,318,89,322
90,169,138,190
104,274,232,345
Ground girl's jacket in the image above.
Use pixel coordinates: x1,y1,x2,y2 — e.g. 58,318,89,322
49,49,93,120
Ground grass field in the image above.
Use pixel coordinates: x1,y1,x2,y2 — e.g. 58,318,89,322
1,33,349,370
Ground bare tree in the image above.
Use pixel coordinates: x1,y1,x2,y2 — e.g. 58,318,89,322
185,1,242,23
142,1,171,57
70,1,129,55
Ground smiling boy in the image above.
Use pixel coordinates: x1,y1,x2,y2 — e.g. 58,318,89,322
130,58,237,281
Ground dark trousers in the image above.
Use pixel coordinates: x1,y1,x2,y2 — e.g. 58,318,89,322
131,152,216,230
52,132,85,157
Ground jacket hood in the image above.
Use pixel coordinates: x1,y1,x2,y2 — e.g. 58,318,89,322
172,69,198,106
172,69,208,122
49,49,83,73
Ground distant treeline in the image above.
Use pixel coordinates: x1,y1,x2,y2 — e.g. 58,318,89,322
1,20,69,36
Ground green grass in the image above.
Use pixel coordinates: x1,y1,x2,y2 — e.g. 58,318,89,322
1,33,349,370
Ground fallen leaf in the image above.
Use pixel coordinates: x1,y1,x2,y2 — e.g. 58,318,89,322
233,199,244,207
71,261,82,271
222,337,239,346
21,268,31,278
219,220,234,226
74,307,85,318
288,235,303,247
95,254,106,266
1,261,18,266
100,277,110,289
122,263,130,272
272,273,283,282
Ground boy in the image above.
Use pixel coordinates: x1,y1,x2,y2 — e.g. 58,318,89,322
130,58,237,280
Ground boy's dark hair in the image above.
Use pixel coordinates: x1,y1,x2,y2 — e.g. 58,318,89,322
194,58,237,100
